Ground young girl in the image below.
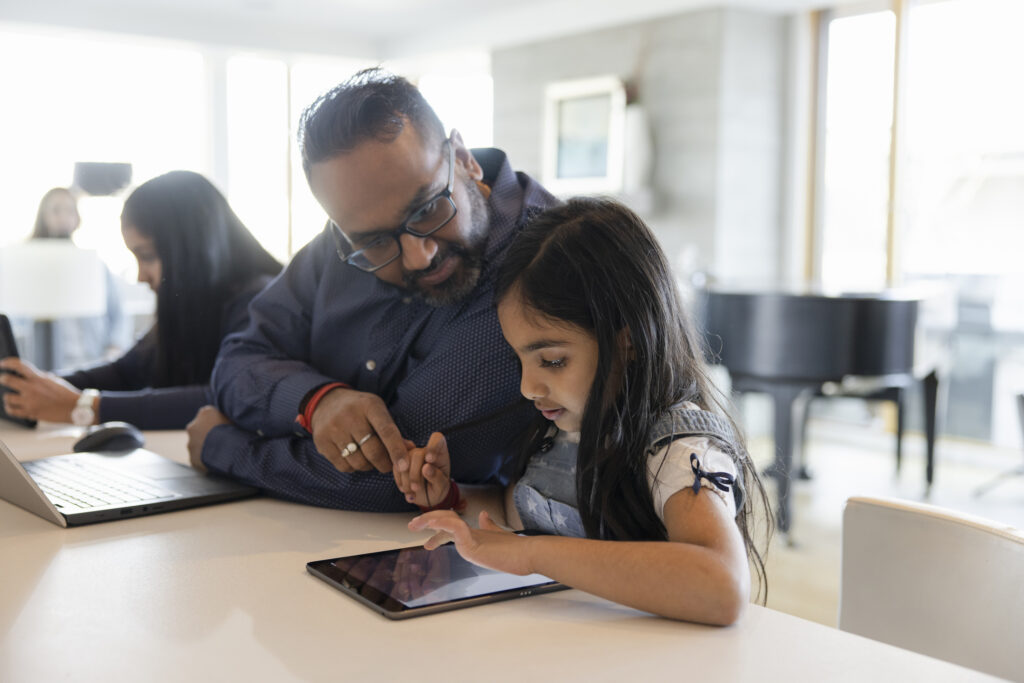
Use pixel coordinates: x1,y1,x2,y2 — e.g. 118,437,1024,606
398,197,770,625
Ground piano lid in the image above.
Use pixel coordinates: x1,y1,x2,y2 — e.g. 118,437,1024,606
697,288,919,382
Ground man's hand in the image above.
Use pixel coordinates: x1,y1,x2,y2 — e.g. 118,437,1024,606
186,405,230,472
309,387,406,474
0,357,81,422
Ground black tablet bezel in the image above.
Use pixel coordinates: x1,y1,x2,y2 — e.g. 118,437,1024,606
306,544,567,620
0,314,38,429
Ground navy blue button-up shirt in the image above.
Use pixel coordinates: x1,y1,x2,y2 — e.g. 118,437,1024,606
205,149,560,511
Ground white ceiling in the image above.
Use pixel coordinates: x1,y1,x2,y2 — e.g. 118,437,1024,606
0,0,843,59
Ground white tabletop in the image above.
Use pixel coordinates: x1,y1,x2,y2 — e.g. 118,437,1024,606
0,423,1000,682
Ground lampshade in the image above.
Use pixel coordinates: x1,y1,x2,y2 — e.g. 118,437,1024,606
73,162,132,196
0,241,107,319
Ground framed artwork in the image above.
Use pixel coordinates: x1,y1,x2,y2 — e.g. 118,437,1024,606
542,76,626,195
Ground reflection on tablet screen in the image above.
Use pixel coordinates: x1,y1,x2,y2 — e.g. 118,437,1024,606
330,544,555,608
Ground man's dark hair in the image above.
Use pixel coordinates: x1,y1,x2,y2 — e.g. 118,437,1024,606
298,68,446,177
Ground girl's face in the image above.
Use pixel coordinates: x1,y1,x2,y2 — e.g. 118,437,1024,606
42,193,80,237
497,295,598,433
121,221,162,293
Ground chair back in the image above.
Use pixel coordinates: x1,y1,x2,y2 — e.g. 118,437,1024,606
839,496,1024,681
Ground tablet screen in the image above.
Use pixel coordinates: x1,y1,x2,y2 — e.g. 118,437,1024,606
307,543,565,618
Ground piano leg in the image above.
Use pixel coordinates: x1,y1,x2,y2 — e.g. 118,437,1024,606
762,384,814,538
923,370,939,494
895,387,905,475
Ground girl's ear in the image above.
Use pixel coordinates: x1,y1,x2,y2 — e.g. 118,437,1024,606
449,129,484,182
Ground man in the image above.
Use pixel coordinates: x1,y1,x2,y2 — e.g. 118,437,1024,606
188,69,560,511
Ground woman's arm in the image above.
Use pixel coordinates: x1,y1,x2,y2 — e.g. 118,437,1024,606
410,488,749,625
0,355,209,428
62,330,155,392
94,385,210,429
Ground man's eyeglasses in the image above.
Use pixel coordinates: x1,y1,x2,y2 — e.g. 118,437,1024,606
330,138,457,273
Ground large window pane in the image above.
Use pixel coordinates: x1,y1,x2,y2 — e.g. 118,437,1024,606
227,56,290,262
0,26,206,288
902,0,1024,445
820,11,895,291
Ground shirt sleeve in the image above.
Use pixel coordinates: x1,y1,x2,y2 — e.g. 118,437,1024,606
63,330,156,392
201,423,413,511
61,277,271,430
210,234,337,437
645,437,738,524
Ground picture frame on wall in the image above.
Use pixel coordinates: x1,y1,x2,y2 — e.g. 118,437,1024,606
542,75,626,195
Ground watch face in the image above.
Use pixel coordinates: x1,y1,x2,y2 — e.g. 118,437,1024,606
71,404,94,426
72,389,98,426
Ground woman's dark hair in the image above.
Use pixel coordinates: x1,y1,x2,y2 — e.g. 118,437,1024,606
495,197,771,601
297,67,445,176
32,187,79,238
121,171,282,387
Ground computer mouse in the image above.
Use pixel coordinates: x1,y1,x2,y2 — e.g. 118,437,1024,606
73,421,146,452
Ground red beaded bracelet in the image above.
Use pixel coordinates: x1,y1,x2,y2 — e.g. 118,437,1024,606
295,381,348,432
418,480,467,514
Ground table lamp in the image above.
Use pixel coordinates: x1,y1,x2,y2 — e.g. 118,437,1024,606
0,241,107,369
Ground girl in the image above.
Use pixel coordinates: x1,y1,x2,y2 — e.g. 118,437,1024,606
0,171,282,429
399,197,770,624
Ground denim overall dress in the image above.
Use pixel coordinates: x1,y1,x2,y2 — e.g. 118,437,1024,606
512,406,744,537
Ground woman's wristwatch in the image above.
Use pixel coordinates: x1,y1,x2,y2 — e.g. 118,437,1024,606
71,389,100,426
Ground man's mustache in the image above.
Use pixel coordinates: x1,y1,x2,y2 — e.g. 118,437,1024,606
403,243,470,289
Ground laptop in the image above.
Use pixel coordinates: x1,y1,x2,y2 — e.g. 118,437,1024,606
0,437,258,527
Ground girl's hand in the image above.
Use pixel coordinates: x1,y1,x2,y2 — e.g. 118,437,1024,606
395,432,451,507
0,357,81,423
408,510,535,576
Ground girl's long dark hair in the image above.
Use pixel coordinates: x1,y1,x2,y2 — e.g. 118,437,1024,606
121,171,282,387
496,197,771,601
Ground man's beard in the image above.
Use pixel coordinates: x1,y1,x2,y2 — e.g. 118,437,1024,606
404,176,490,307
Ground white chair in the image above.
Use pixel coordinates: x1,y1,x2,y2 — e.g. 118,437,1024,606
839,496,1024,682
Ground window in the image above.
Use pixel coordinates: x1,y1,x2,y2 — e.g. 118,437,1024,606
819,10,895,292
0,26,207,288
227,56,290,262
813,0,1024,445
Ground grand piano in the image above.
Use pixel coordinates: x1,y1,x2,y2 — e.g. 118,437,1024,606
698,288,939,535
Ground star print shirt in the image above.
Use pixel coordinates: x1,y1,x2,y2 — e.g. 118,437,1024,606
513,405,742,537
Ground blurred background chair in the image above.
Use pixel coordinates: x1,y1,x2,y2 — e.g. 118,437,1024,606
974,393,1024,497
839,496,1024,681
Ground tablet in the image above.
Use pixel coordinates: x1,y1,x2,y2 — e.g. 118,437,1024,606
0,314,37,429
307,542,567,619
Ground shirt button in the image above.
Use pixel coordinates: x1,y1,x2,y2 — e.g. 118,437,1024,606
365,360,377,371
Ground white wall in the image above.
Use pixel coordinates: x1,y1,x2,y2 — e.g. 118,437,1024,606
492,7,788,287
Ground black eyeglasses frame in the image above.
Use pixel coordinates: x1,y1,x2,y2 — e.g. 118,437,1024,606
330,138,457,273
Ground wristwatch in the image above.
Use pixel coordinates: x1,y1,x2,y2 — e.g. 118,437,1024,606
71,389,100,426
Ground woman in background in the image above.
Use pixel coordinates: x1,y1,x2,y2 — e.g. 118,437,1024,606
28,187,130,370
0,171,282,429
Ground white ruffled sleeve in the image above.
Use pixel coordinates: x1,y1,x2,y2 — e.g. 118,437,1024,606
645,436,738,524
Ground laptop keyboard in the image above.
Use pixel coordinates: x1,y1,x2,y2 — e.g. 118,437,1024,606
23,458,177,511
